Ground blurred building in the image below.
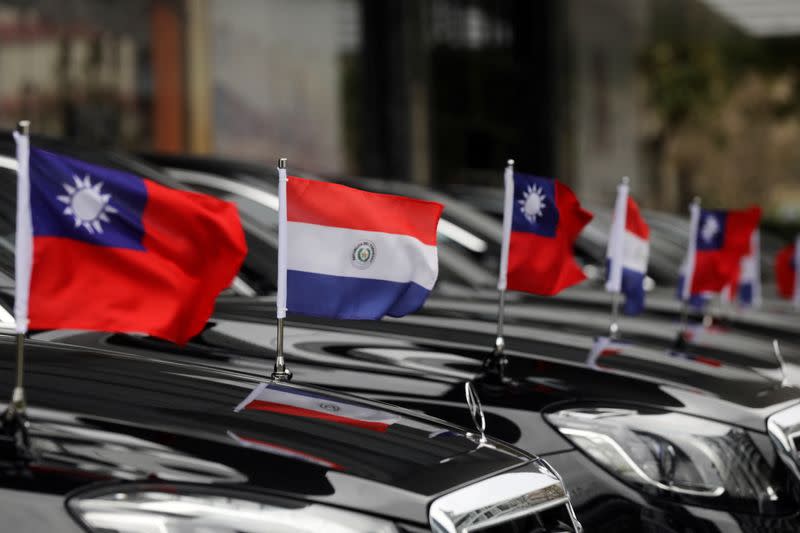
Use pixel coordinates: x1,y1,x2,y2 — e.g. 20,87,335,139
0,0,798,223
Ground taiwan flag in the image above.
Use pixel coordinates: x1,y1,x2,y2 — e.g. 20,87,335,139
605,180,650,315
498,167,593,296
14,132,247,344
683,205,760,297
775,238,799,306
276,175,442,320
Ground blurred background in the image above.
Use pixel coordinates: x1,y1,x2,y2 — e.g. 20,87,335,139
0,0,799,231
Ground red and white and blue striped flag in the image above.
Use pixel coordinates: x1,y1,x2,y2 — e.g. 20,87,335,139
276,174,443,320
235,382,401,432
605,179,649,315
723,230,761,307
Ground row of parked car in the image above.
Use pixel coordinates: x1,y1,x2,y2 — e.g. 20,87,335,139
0,133,799,532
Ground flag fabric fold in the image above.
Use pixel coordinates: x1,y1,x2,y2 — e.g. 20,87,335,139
682,205,761,298
280,176,443,320
605,183,650,315
15,140,247,344
500,171,593,296
775,237,799,307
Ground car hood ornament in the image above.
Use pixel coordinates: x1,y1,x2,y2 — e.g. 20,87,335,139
465,381,486,443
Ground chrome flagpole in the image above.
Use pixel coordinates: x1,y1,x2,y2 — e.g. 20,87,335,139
607,176,629,339
487,160,514,375
272,157,292,381
680,196,702,332
5,120,32,443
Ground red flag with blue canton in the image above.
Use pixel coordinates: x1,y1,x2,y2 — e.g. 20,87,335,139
689,206,760,295
506,173,593,295
20,146,247,344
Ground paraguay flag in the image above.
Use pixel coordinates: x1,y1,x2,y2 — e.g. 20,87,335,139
605,179,649,315
14,133,246,344
235,382,400,432
499,165,593,296
277,175,442,320
724,230,761,307
682,204,760,298
775,237,799,307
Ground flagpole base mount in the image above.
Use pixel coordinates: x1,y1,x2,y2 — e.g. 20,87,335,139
271,369,293,381
271,356,293,382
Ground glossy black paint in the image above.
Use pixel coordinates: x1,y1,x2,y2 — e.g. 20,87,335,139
63,296,800,531
38,295,800,531
0,335,534,529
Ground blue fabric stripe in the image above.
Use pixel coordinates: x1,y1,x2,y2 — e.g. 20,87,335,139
738,282,753,305
287,270,430,319
620,268,645,315
604,259,646,315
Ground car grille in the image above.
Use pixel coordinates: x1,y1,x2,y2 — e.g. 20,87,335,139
429,460,581,533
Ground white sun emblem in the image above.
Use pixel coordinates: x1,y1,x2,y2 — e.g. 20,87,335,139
700,215,719,243
57,174,118,234
518,184,547,224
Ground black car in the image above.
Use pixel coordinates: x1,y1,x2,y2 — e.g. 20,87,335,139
0,334,582,532
137,152,800,340
6,139,800,530
32,295,800,533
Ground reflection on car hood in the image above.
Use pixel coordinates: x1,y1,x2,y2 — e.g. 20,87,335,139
0,336,531,524
206,297,800,433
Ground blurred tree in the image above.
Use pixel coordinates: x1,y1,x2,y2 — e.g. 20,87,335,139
639,0,800,222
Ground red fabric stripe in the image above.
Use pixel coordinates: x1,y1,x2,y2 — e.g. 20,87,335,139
287,176,443,245
625,197,649,239
775,244,796,299
723,207,760,254
235,434,344,470
28,180,246,344
245,400,390,432
507,180,592,296
694,355,722,367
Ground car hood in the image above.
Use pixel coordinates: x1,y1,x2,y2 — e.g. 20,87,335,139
0,335,532,524
206,297,800,433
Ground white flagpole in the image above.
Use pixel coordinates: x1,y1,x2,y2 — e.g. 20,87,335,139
794,234,800,311
606,176,629,338
681,197,701,330
493,159,514,360
9,120,32,420
272,157,292,381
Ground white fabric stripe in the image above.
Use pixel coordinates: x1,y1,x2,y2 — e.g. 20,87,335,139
605,180,629,292
13,131,32,334
286,222,438,290
738,230,761,306
234,383,268,412
497,162,514,291
794,234,800,309
276,165,288,319
621,231,649,273
682,201,700,301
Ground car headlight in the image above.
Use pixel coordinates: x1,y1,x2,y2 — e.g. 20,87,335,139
68,484,399,533
545,406,794,513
